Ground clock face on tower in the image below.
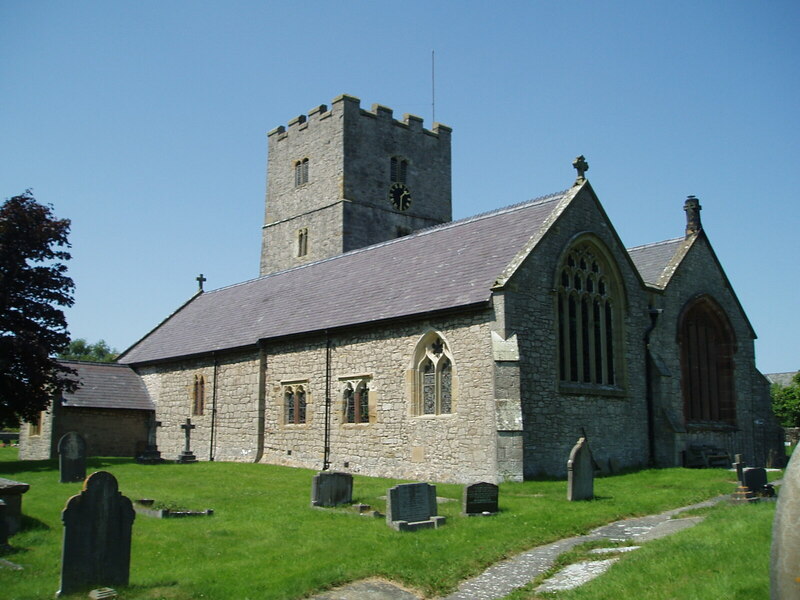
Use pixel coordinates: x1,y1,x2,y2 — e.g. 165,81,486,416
389,182,412,211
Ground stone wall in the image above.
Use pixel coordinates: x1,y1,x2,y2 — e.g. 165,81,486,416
503,187,651,478
647,234,784,467
55,408,149,458
18,407,54,460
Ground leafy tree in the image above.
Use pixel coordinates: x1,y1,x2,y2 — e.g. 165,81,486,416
771,372,800,427
59,338,118,363
0,191,78,428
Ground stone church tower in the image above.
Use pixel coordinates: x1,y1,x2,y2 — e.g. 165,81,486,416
259,94,452,276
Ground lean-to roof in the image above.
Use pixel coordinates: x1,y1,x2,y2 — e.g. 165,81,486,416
59,361,154,410
118,191,570,365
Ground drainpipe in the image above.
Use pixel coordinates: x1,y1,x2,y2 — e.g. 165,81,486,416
209,352,218,461
254,341,267,463
644,308,663,466
323,332,332,471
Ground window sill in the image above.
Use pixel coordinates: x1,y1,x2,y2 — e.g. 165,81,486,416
686,421,738,432
412,412,455,419
558,382,627,398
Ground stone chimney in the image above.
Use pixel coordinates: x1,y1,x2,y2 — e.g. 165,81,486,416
683,195,702,237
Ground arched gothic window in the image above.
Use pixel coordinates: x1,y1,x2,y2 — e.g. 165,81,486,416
192,374,205,416
556,240,622,389
343,380,370,423
294,158,309,186
679,297,736,424
284,385,307,424
413,333,454,415
390,156,408,183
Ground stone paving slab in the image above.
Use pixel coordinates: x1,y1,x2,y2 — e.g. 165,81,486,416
307,579,422,600
535,558,619,593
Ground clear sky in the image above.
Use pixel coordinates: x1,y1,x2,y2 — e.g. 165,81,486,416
2,1,798,373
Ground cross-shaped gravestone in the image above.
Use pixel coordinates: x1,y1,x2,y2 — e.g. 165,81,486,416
196,273,207,292
136,415,163,464
177,419,197,463
572,155,589,183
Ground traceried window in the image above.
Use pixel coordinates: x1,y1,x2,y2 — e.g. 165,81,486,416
294,158,309,186
284,384,307,424
679,297,736,425
413,333,454,415
556,240,622,389
343,380,370,424
192,374,205,416
297,227,308,257
390,156,408,183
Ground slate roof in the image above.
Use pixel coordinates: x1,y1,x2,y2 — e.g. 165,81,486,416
627,237,685,287
118,191,570,365
59,361,154,411
765,372,798,387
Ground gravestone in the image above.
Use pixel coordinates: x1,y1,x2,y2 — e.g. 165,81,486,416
386,483,445,531
58,471,135,597
732,454,745,484
567,437,594,501
743,467,768,493
771,448,800,599
463,482,499,515
58,431,87,483
0,500,8,547
311,471,353,507
136,414,163,464
0,477,30,535
177,418,197,463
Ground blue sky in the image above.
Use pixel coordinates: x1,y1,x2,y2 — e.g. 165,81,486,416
2,1,798,373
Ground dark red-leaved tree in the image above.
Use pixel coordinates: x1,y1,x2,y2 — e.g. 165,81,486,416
0,190,78,428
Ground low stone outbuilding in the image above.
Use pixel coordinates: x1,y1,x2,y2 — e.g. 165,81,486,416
18,361,154,460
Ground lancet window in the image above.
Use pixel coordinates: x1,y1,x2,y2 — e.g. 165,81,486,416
414,333,454,415
297,227,308,257
294,158,309,186
284,384,307,424
390,156,408,183
556,241,622,389
192,374,205,416
343,380,370,424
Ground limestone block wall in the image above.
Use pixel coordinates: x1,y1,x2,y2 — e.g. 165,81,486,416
55,408,149,457
18,407,54,460
503,188,650,478
137,350,262,462
648,235,784,466
261,312,498,484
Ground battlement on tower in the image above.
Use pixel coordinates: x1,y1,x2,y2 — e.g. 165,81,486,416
267,94,452,141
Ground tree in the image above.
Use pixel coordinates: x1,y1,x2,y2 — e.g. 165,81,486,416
771,372,800,428
59,338,118,363
0,191,78,428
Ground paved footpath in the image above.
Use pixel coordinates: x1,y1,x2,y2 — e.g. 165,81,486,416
309,494,731,600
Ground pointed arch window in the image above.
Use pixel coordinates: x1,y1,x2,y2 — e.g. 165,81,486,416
413,334,455,415
390,156,408,183
556,240,623,390
284,384,307,424
343,379,370,424
294,158,309,186
192,374,205,416
679,297,736,425
297,227,308,257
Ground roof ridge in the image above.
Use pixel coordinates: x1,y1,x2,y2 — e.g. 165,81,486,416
627,236,684,252
58,359,129,368
207,191,569,295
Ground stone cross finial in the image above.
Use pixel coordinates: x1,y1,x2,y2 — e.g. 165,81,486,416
196,273,207,292
572,155,589,184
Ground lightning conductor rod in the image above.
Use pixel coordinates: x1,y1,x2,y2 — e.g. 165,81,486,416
431,49,436,125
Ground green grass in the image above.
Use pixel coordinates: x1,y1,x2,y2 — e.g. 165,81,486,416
0,446,755,599
505,501,774,599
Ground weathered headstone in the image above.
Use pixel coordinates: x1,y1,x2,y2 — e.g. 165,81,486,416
136,414,163,464
386,483,445,531
58,431,87,483
0,477,30,535
58,471,135,597
311,471,353,507
743,467,768,493
771,448,800,599
733,453,745,484
567,437,594,501
0,500,8,547
177,418,197,463
463,482,499,515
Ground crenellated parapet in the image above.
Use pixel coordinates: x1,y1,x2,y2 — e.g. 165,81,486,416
268,94,451,141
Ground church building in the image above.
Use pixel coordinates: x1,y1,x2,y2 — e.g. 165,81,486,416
116,94,783,482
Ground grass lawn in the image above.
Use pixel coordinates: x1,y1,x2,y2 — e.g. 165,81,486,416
0,446,769,600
